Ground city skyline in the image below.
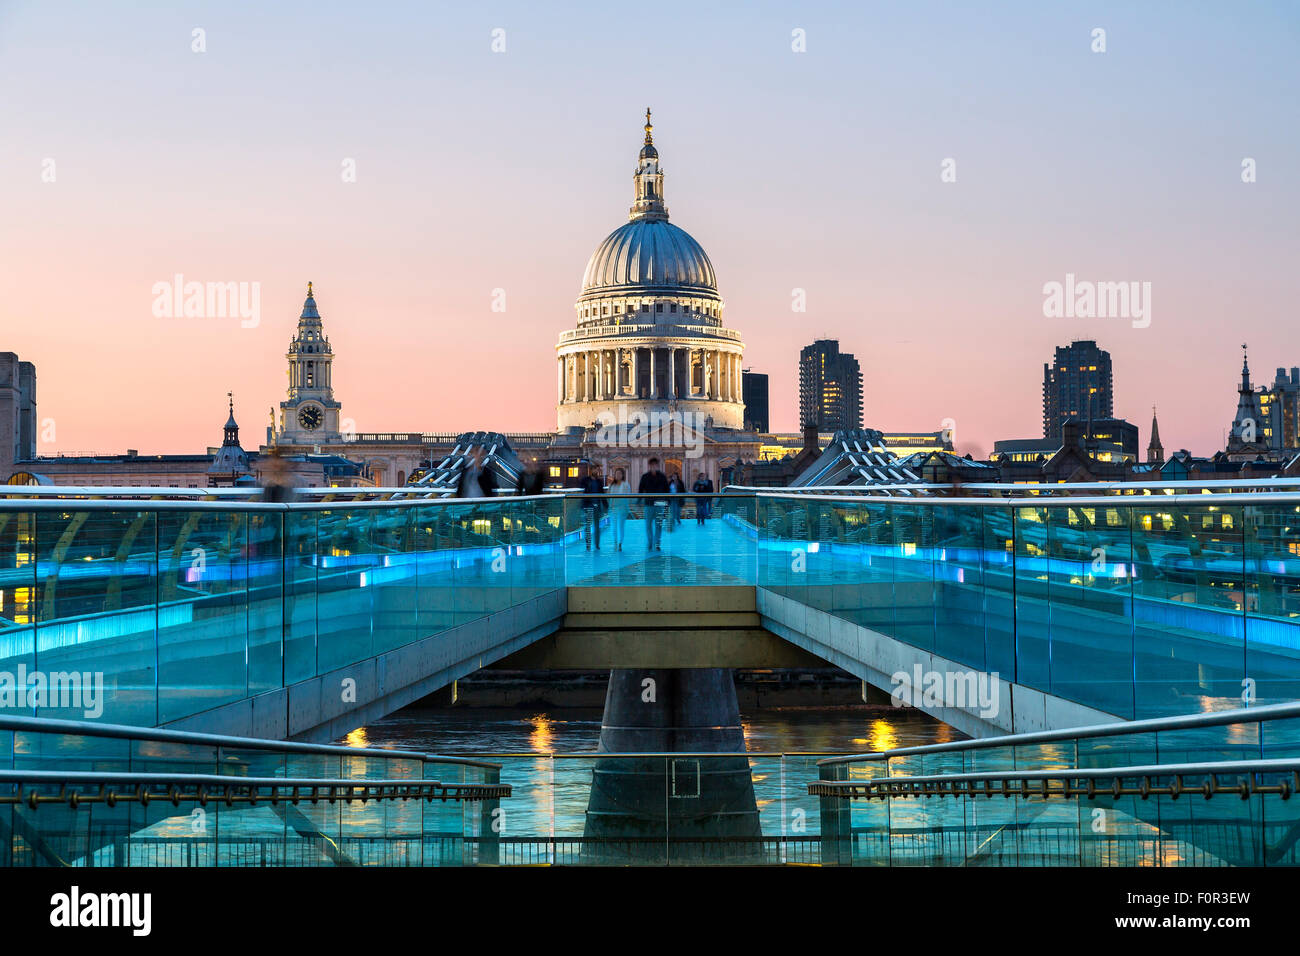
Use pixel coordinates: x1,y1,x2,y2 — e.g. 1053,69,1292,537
3,1,1297,459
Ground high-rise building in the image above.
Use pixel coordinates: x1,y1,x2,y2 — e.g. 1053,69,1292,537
1262,366,1300,452
1042,340,1113,442
742,369,769,432
0,352,37,475
799,339,862,431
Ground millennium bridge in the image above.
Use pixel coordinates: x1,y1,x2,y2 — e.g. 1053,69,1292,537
2,480,1299,866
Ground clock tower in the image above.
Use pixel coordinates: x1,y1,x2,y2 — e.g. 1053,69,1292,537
277,282,343,444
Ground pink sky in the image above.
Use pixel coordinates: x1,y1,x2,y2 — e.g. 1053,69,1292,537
2,2,1296,459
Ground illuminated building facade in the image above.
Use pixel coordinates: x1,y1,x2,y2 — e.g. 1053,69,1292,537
1042,340,1113,443
555,111,747,437
799,339,862,432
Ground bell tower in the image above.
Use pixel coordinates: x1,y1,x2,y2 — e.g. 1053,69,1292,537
277,282,343,444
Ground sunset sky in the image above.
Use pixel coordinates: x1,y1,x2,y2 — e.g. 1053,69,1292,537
2,0,1297,458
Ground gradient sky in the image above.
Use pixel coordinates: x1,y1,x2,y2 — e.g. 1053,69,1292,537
1,0,1297,458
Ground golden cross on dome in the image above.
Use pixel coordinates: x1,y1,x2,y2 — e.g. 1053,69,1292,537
307,281,314,296
644,108,653,145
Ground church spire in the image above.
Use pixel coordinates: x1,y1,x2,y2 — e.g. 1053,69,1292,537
630,108,668,222
1228,342,1267,455
1147,405,1164,464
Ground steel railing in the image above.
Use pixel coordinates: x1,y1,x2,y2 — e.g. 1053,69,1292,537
809,759,1300,800
0,771,510,807
816,701,1300,769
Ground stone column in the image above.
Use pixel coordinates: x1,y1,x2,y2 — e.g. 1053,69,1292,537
669,347,676,399
649,347,657,398
557,355,564,403
630,347,638,397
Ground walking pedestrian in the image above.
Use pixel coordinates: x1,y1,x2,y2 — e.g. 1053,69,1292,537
607,467,632,551
667,471,684,531
693,471,714,524
579,464,606,550
638,458,670,551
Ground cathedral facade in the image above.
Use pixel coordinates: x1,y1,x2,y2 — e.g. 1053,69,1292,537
266,114,759,489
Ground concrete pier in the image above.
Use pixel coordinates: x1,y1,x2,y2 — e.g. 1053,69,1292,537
583,667,762,864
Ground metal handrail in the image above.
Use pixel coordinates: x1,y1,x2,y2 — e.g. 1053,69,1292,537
807,758,1300,800
0,494,562,512
0,715,502,770
816,701,1300,767
468,751,845,758
5,484,1300,510
729,477,1300,494
752,489,1300,508
0,771,511,806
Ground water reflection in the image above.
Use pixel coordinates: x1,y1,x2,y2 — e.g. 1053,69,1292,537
347,706,959,756
334,706,962,858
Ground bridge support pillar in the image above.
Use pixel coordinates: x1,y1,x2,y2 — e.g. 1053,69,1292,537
582,668,761,864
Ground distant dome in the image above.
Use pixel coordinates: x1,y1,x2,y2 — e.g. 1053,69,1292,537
581,219,717,296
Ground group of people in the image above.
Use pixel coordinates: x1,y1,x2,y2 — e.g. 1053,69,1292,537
455,451,717,553
580,458,715,552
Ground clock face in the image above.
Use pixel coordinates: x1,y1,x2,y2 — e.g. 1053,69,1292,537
297,405,323,431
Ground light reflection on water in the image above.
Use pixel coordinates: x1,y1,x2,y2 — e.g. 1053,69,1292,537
339,706,964,841
346,706,961,756
119,708,965,857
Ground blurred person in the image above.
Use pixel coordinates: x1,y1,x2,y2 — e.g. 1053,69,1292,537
638,457,669,551
257,449,299,503
579,464,606,550
456,448,497,499
667,471,684,531
607,467,632,551
693,471,714,524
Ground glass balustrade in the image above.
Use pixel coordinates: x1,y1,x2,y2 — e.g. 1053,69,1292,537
1,491,1299,731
